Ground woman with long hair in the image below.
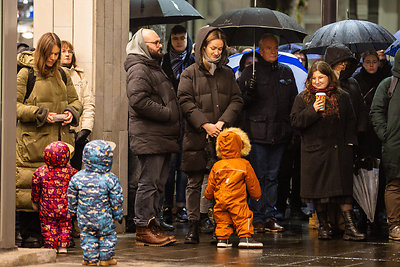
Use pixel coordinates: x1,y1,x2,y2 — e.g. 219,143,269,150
290,61,365,241
16,32,82,247
177,26,243,244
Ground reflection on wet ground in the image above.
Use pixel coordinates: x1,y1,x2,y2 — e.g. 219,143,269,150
40,220,400,266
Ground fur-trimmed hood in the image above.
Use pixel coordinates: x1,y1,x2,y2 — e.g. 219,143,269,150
216,127,251,159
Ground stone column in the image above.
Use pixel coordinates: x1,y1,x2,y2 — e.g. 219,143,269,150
33,0,130,219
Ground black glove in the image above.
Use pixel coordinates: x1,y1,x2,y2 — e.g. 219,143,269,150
245,74,257,97
76,129,91,145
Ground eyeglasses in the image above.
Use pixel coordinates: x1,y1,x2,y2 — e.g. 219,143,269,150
145,40,162,46
61,49,74,54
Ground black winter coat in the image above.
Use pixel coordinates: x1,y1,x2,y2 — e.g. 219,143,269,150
125,54,181,155
238,59,298,144
354,67,391,158
290,89,357,199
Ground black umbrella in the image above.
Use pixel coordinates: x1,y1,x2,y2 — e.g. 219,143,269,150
210,7,306,75
210,7,307,46
301,19,395,55
130,0,204,27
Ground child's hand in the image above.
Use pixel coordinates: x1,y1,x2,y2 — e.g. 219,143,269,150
32,202,39,211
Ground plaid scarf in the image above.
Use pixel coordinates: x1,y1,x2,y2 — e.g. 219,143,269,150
310,84,340,118
170,49,188,79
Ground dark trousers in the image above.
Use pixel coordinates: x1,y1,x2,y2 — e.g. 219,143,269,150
248,143,286,222
127,147,140,224
385,179,400,230
134,154,172,227
70,133,88,170
164,152,188,208
186,171,207,221
277,143,301,213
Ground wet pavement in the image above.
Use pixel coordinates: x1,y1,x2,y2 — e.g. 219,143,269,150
32,220,400,266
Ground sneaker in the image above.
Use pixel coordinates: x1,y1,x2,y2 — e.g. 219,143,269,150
176,207,188,223
238,237,263,248
57,247,67,254
99,257,117,266
217,239,232,248
389,226,400,241
162,207,173,224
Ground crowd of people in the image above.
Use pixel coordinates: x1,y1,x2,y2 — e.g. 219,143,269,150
15,23,400,265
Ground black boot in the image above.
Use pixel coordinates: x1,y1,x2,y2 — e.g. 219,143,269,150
316,211,333,240
342,210,366,241
184,220,199,244
159,211,175,231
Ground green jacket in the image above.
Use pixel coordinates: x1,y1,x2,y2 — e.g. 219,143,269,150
16,51,82,211
370,50,400,183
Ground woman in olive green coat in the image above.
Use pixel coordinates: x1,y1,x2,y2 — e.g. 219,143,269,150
16,32,82,247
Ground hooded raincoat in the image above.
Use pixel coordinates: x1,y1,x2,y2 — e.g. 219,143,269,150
324,43,368,134
68,140,123,263
124,28,181,155
204,128,261,239
31,141,77,248
17,51,82,211
370,50,400,183
177,26,243,172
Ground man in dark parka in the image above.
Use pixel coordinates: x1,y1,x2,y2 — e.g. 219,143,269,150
124,28,180,247
370,49,400,241
238,34,298,232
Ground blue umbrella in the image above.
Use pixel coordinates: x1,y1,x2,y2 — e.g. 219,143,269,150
228,50,307,93
385,38,400,57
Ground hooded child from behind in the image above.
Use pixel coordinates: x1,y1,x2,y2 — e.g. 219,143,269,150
68,140,123,266
204,128,262,248
31,141,77,251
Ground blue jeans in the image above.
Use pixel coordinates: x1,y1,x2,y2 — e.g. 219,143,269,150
249,143,286,223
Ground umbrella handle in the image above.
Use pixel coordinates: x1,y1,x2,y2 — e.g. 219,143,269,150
253,29,256,76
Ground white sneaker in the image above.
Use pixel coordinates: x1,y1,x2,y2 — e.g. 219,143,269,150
57,247,67,254
217,239,232,248
238,237,263,248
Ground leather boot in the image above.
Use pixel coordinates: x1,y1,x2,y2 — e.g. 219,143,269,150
342,210,366,241
136,225,174,247
316,211,332,240
184,220,199,244
148,218,176,242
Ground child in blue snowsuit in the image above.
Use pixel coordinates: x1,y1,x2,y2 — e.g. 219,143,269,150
68,140,123,266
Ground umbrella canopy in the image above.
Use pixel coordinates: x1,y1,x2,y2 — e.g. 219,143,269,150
301,19,395,55
385,38,400,57
353,167,379,223
228,50,307,93
130,0,203,26
210,7,307,46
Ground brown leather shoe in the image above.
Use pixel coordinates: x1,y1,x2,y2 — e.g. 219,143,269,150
149,221,176,242
253,222,265,233
136,226,175,247
265,219,285,232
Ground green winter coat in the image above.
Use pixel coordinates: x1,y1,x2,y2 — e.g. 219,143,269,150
16,51,82,211
370,50,400,183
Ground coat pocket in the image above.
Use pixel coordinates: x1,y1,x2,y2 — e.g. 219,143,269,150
18,131,50,162
248,115,267,140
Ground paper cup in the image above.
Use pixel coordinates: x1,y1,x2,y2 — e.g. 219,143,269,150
316,92,326,111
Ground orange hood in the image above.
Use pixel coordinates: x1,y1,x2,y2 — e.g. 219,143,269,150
216,127,251,159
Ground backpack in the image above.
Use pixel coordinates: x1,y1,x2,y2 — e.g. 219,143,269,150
18,67,67,104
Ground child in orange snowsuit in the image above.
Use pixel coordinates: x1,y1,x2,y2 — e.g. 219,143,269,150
204,127,263,248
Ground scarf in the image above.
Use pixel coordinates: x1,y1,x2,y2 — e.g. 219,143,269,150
310,84,340,118
170,48,188,79
204,54,221,75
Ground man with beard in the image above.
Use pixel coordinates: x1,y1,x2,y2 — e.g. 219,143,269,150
124,28,181,246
